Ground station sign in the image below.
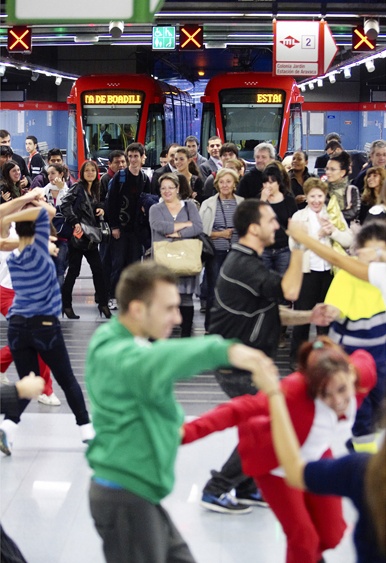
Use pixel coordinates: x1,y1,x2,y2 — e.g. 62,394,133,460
83,92,143,105
273,20,338,77
6,0,165,23
152,27,176,50
7,26,32,53
352,28,376,52
179,25,204,51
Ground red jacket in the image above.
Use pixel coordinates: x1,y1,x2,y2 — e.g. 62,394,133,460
182,349,376,478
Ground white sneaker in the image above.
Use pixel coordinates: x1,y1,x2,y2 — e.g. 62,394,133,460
0,420,18,456
108,298,118,310
38,393,61,406
0,373,11,385
80,422,95,444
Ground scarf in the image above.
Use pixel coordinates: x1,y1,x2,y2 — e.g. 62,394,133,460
328,177,349,211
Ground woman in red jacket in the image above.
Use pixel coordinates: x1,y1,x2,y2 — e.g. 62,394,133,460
182,337,376,563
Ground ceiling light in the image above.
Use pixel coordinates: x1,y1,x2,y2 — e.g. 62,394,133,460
198,70,205,77
329,74,336,83
317,79,323,87
309,82,314,90
55,76,62,86
365,60,375,73
0,64,5,77
364,18,379,40
109,21,124,39
74,35,99,43
344,68,351,79
300,85,306,92
31,72,39,81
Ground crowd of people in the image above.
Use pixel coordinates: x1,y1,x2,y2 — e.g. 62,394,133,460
0,126,386,562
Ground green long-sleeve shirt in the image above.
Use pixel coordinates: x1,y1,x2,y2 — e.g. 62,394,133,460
86,317,233,503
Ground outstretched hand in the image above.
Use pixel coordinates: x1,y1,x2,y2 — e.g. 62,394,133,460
310,303,340,326
251,355,280,395
15,372,45,399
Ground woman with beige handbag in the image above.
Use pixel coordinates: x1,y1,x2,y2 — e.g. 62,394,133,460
149,173,203,337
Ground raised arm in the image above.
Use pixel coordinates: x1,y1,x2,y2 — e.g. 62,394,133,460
250,364,306,489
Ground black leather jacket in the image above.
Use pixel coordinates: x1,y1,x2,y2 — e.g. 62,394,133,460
61,182,102,228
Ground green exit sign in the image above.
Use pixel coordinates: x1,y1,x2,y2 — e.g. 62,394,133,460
152,26,176,50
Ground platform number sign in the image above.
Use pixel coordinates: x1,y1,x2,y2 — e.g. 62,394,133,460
7,26,32,53
152,27,176,50
352,28,376,52
179,25,204,51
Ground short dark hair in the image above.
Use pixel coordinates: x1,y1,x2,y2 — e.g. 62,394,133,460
325,140,342,152
325,132,341,144
126,142,145,157
329,150,351,177
233,199,270,237
160,149,168,158
355,219,386,248
220,143,239,158
0,146,13,157
108,150,126,163
26,135,38,146
185,135,199,146
261,164,288,195
47,148,63,161
15,221,36,238
0,129,11,140
116,262,177,312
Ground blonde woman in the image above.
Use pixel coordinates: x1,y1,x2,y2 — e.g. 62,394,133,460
289,177,353,368
199,168,244,330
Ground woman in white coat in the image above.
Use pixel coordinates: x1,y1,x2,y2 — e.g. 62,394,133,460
289,177,353,368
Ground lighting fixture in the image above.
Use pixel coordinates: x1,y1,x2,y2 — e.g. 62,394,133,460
109,21,124,39
317,79,323,87
365,60,375,73
198,70,205,77
364,18,379,41
300,85,306,92
309,82,314,90
55,76,62,86
344,68,351,79
31,72,39,81
329,74,336,84
0,64,5,77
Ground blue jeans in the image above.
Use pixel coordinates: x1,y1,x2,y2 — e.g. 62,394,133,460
261,246,290,276
53,240,69,289
7,315,89,425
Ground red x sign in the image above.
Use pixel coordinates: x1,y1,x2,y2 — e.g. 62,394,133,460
179,25,204,51
352,28,376,52
7,26,32,53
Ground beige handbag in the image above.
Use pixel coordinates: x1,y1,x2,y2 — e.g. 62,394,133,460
153,239,203,276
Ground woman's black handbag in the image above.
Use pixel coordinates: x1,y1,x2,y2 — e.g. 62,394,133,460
71,223,102,251
197,232,215,263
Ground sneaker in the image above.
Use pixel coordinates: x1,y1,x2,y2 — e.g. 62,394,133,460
0,420,17,456
200,493,252,515
108,299,118,310
236,490,269,508
0,429,12,456
38,393,61,406
80,422,95,444
0,373,10,385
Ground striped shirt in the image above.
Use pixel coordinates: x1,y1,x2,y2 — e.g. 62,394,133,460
7,208,62,318
212,198,238,251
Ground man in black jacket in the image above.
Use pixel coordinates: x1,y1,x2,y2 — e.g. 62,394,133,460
237,142,275,199
107,143,150,302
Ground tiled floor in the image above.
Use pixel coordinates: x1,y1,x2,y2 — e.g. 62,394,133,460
1,270,358,563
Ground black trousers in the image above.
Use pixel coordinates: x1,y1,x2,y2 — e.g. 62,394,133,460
62,243,108,307
89,481,196,563
203,369,258,497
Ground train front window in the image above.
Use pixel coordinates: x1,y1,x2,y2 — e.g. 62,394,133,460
81,90,143,161
219,89,285,161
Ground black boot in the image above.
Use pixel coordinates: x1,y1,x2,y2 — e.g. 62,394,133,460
180,306,194,337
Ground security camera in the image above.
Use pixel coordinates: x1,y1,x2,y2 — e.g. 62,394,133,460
109,21,124,39
364,18,379,41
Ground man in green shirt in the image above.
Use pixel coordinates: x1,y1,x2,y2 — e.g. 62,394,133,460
86,261,271,563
